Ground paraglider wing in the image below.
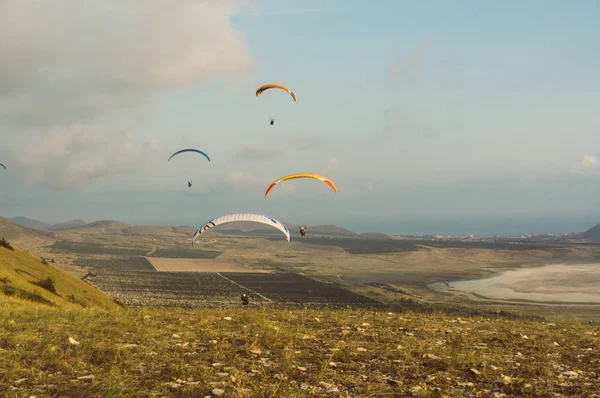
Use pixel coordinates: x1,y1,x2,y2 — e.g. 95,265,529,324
192,213,291,246
256,84,297,102
168,149,211,162
265,173,337,197
0,163,5,170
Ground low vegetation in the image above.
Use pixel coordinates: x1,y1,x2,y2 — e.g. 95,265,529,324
1,303,598,397
0,245,118,310
1,237,15,251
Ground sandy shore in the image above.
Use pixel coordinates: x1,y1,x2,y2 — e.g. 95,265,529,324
430,263,600,304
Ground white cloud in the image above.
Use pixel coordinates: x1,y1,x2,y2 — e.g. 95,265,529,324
222,171,261,193
0,0,253,126
11,125,163,189
387,38,429,82
324,157,339,174
0,0,253,190
237,144,278,160
571,155,599,174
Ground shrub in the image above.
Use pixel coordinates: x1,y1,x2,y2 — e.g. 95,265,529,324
0,237,14,251
67,294,88,308
33,277,57,294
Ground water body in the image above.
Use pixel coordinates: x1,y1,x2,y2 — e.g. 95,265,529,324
430,263,600,304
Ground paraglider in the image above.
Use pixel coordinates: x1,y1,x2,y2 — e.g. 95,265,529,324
168,149,210,188
256,84,297,102
299,226,307,237
192,213,291,246
265,173,337,197
0,163,5,170
168,149,211,162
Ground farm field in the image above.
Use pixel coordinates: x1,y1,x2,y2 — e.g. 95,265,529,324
148,257,267,273
87,270,381,309
7,217,600,320
88,271,258,308
222,272,381,308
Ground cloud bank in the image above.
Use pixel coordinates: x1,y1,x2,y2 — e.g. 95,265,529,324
0,0,253,189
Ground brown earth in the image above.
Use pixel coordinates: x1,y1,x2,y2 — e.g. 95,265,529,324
147,257,270,273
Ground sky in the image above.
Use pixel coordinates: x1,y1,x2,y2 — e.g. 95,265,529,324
1,0,599,235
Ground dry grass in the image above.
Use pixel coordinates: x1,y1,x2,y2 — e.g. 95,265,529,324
1,303,599,397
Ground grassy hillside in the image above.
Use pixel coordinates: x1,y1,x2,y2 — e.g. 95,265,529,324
0,241,118,310
1,305,598,397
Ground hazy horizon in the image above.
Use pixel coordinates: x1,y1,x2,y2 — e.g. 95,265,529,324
1,1,599,231
4,211,598,237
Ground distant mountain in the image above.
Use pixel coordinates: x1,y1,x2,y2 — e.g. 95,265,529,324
214,221,357,237
11,216,51,230
580,224,600,240
0,217,54,241
49,219,87,231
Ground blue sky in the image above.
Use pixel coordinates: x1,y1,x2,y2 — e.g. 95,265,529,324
0,0,599,234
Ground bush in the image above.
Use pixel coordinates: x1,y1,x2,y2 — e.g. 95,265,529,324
0,237,14,251
33,277,57,294
2,285,16,296
41,258,49,265
67,294,87,308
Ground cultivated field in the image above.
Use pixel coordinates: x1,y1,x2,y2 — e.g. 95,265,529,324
12,221,599,319
148,257,267,273
89,271,258,308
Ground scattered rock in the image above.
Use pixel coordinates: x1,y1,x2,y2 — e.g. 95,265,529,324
468,368,481,377
14,378,27,385
77,375,95,380
356,347,367,352
211,388,225,396
223,317,232,321
68,337,80,346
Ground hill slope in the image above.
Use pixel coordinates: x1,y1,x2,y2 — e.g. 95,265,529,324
0,216,53,241
11,216,51,230
580,224,600,240
0,243,118,310
50,218,87,231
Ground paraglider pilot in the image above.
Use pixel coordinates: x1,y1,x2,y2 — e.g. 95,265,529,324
241,293,249,306
270,119,274,126
188,181,192,188
299,226,306,237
